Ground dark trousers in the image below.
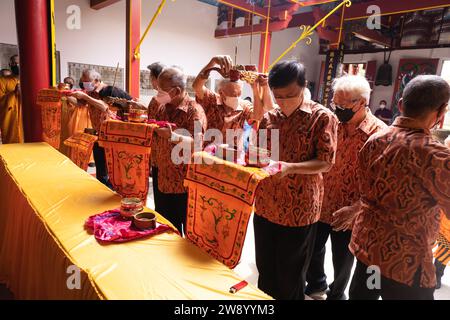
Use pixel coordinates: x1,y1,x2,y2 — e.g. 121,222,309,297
151,167,162,213
349,260,435,300
93,142,112,189
435,259,446,288
253,214,317,300
155,188,187,236
306,221,354,299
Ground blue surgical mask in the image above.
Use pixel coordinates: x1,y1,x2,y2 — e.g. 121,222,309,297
83,82,96,92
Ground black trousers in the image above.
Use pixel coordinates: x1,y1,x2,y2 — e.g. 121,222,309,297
306,221,354,299
93,142,112,189
349,260,435,300
253,214,317,300
151,167,162,213
154,187,187,236
435,259,446,288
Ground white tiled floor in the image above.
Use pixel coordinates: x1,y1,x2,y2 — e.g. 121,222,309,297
235,214,450,300
145,178,450,300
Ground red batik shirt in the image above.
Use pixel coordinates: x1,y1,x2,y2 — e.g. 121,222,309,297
196,89,253,137
148,97,161,168
350,116,450,288
152,94,207,194
320,111,387,225
255,101,338,227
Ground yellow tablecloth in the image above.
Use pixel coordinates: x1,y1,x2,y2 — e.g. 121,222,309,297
0,143,271,300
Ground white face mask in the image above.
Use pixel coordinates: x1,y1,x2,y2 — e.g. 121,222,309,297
224,96,240,110
379,104,386,109
83,82,96,92
155,90,171,105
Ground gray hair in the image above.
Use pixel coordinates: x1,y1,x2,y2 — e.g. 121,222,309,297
332,75,371,104
403,75,450,118
159,67,187,90
82,69,102,82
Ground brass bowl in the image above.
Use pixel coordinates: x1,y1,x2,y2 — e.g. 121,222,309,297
133,212,157,230
128,109,148,123
120,198,143,219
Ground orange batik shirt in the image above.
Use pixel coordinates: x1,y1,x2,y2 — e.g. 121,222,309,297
152,94,207,194
196,89,253,137
255,101,338,227
148,97,161,168
350,116,450,288
320,110,387,225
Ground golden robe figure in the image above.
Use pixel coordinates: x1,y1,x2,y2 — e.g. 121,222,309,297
0,76,23,144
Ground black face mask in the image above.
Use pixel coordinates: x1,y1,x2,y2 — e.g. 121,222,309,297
334,106,356,123
10,65,19,76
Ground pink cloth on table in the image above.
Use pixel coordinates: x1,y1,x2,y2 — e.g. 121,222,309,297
147,119,177,128
85,209,174,243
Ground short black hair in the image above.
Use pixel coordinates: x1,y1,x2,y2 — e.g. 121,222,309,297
402,75,450,118
147,62,166,79
269,60,306,89
99,86,132,100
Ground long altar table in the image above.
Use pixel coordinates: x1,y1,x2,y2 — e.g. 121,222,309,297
0,143,271,300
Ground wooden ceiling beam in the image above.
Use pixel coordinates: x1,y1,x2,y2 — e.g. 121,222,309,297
90,0,121,10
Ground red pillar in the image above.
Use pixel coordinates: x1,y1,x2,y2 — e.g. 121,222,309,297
126,0,141,98
259,31,272,73
15,0,52,142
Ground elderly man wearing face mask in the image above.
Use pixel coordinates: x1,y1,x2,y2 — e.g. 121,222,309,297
0,55,23,144
305,75,387,300
345,75,450,300
193,55,271,144
69,69,114,188
151,67,207,235
253,61,338,300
